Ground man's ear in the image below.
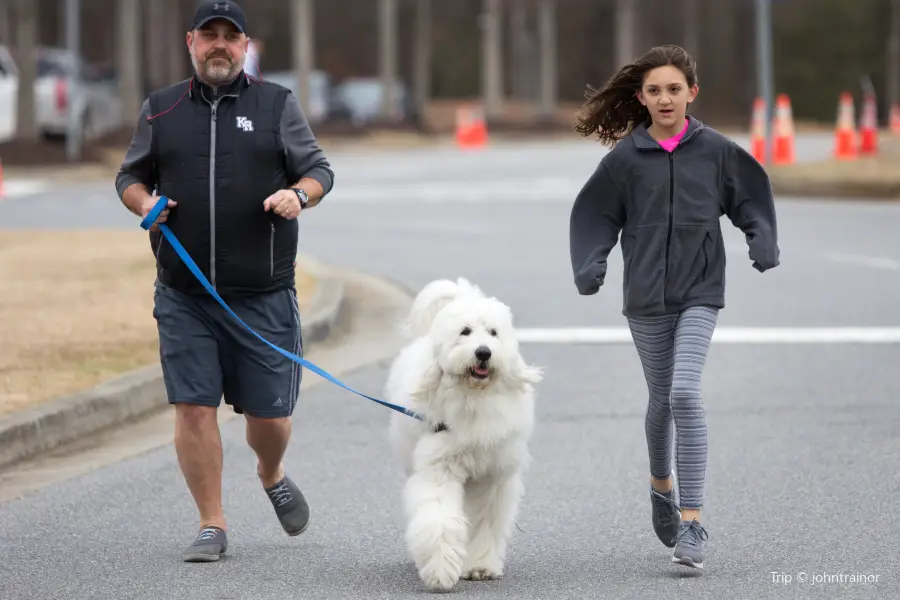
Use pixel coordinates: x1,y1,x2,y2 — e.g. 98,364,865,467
185,31,193,51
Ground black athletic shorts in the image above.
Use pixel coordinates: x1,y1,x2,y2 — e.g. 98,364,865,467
152,279,303,418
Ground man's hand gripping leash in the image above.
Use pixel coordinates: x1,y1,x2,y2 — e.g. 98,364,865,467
140,195,424,421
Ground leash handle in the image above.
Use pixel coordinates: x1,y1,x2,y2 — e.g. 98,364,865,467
140,195,424,421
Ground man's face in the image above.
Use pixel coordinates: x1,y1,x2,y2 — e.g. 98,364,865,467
186,20,248,85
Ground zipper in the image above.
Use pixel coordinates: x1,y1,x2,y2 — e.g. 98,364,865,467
209,99,219,289
205,90,239,290
155,235,166,274
663,153,675,288
701,231,710,282
269,222,275,277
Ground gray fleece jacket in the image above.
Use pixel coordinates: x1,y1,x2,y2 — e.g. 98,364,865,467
569,117,780,318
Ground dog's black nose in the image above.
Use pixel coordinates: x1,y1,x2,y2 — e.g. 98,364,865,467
475,346,492,362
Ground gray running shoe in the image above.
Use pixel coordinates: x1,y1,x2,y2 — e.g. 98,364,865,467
264,475,310,536
182,526,228,562
650,487,682,548
672,519,709,569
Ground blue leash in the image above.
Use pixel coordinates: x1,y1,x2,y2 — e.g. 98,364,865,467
140,195,424,421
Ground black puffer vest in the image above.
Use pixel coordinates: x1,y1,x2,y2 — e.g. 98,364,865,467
147,72,296,297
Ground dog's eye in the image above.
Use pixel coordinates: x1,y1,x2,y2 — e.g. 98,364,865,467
460,327,472,336
489,329,498,337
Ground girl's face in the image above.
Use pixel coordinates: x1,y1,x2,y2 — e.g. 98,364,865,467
636,65,699,131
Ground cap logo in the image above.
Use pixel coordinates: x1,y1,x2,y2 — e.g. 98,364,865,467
213,2,230,10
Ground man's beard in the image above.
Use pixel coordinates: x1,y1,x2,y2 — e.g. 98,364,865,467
191,51,244,86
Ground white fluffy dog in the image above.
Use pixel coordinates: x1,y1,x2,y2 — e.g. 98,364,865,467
386,277,542,592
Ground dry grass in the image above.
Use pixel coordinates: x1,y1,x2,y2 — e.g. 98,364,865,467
772,157,900,182
0,231,318,417
769,137,900,198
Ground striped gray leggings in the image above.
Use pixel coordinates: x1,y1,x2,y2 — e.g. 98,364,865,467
627,305,718,509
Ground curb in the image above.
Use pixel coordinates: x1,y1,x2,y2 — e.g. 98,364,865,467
0,259,346,471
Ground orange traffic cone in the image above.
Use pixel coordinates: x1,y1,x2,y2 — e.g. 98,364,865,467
859,93,878,155
455,104,488,149
833,92,858,160
889,103,900,136
749,97,767,164
771,94,795,165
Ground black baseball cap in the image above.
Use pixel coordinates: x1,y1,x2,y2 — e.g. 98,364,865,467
191,0,247,34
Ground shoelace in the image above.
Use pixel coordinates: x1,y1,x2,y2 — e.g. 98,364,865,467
673,519,709,547
267,483,293,508
197,527,221,541
651,488,681,518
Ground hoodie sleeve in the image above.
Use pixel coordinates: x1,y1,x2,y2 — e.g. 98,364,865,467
569,160,626,295
723,141,780,272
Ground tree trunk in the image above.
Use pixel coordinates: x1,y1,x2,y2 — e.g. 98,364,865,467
413,0,432,116
378,0,398,121
165,0,183,84
888,0,900,114
291,0,314,117
615,0,637,68
537,0,557,120
117,0,142,126
481,0,503,120
0,0,11,46
13,0,37,140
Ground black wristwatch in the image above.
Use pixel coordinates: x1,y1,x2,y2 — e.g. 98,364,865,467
291,187,309,209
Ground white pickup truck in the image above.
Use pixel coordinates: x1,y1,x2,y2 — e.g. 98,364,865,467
0,44,122,142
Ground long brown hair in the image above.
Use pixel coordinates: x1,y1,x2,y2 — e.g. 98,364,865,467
573,45,698,147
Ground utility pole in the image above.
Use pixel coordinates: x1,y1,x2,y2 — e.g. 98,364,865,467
291,0,314,117
537,0,557,121
755,0,774,164
378,0,398,121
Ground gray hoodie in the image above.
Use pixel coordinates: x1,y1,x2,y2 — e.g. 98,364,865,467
569,117,780,318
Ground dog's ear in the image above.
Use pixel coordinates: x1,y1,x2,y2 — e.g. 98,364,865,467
513,356,544,385
409,356,444,401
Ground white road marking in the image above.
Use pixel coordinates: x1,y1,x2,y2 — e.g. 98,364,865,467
0,180,51,199
824,252,900,272
328,177,580,203
517,327,900,344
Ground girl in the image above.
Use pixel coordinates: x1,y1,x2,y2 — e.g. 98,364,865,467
568,45,780,569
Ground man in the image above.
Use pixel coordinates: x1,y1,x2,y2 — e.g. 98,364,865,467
115,0,334,562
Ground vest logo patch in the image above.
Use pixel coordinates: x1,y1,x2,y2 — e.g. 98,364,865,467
236,116,254,132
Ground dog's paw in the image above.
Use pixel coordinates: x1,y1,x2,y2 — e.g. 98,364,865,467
419,563,461,592
462,567,502,581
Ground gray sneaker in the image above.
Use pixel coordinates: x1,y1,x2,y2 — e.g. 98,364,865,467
650,487,681,548
182,526,228,562
672,519,709,569
264,475,310,536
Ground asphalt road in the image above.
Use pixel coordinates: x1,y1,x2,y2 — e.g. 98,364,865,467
1,132,898,599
